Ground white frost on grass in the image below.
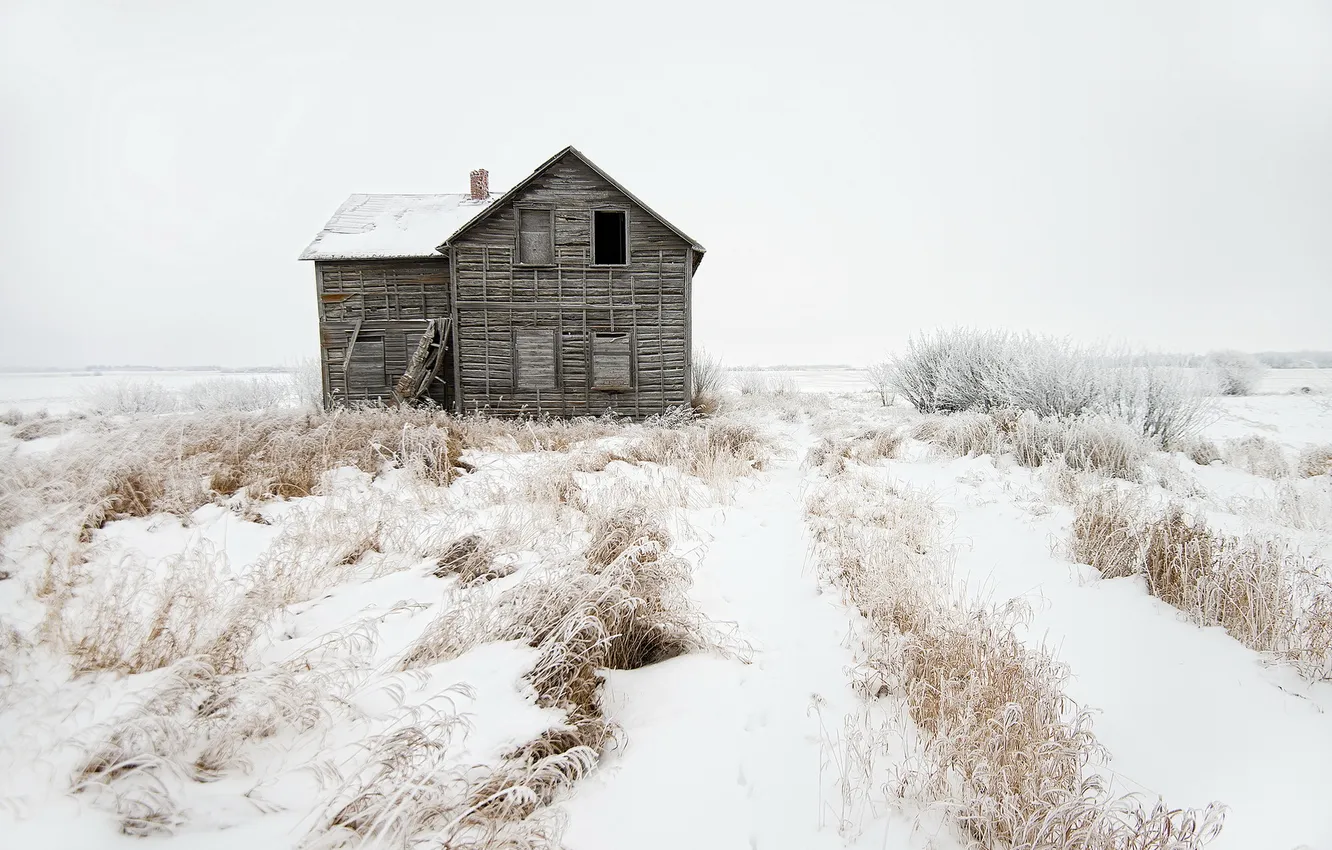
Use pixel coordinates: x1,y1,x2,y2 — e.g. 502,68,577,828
1,389,1330,850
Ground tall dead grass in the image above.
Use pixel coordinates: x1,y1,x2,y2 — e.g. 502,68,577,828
909,410,1151,481
807,443,1225,848
1220,436,1290,479
1070,490,1332,679
368,499,715,848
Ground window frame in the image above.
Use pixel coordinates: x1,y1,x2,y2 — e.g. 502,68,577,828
590,330,635,392
512,327,559,392
345,332,387,390
590,207,630,267
514,206,556,267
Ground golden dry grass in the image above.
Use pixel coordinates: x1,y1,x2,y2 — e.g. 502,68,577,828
1069,492,1332,680
808,436,1226,849
1297,444,1332,478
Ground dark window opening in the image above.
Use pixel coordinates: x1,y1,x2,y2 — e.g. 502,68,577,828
518,208,554,265
592,210,627,265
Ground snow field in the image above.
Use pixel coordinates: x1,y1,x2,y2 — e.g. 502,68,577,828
0,410,776,848
1,389,1330,849
796,390,1332,849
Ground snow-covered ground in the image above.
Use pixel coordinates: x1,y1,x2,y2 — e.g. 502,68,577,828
0,370,303,415
1,390,1330,849
2,367,1326,414
730,368,1332,396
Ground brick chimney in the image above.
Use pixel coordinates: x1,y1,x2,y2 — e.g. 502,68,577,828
469,168,489,200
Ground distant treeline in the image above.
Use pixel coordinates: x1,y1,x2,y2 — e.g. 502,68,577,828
0,365,292,375
1253,351,1332,368
725,364,857,372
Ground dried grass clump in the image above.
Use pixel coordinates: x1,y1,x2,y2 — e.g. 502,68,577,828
806,470,1225,848
432,534,508,586
456,416,621,454
690,348,726,416
1010,414,1150,481
623,421,771,481
911,413,1003,458
1069,495,1332,679
1230,481,1332,533
308,693,577,850
12,413,83,441
386,496,712,847
75,654,355,837
65,545,231,675
1068,488,1144,579
583,506,671,570
1296,444,1332,478
1176,436,1222,466
854,428,905,462
2,408,481,548
1221,435,1290,479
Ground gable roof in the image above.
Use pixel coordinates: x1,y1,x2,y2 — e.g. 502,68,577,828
436,145,706,256
299,193,494,261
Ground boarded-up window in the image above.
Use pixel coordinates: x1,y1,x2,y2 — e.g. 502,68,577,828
592,333,632,391
561,331,586,388
514,329,556,390
346,335,386,388
517,208,554,265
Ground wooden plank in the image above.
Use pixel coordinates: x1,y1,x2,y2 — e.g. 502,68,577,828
449,245,463,414
455,301,642,311
591,333,632,391
514,328,557,391
341,317,363,374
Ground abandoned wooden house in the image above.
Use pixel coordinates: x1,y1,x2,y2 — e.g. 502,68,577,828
299,145,704,417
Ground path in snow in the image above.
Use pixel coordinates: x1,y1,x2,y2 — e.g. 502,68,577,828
561,427,912,850
888,455,1332,850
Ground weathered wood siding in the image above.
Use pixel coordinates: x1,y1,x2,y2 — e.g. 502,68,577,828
315,259,453,408
450,153,692,418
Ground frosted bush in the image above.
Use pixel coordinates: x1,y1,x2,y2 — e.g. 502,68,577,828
83,379,178,416
885,329,1214,446
1222,436,1290,479
865,361,893,406
1205,350,1265,396
181,377,294,412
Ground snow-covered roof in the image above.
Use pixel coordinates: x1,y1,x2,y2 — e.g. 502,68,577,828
299,193,494,261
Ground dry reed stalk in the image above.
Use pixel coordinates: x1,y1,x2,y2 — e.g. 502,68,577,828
807,436,1225,848
1069,495,1332,680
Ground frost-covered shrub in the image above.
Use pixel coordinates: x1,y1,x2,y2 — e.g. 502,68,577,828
1222,436,1290,479
1205,350,1265,396
865,361,894,406
292,358,325,411
83,379,178,416
885,329,1214,446
733,371,768,395
1096,361,1216,449
181,377,293,412
732,371,797,396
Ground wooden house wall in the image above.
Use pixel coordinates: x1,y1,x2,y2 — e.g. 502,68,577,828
315,259,453,408
449,154,693,418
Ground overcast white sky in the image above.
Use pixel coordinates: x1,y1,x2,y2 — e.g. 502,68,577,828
2,1,1329,368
